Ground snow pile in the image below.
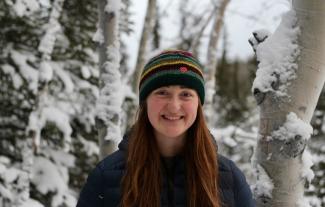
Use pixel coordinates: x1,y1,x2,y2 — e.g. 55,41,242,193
27,106,72,150
31,156,77,207
296,197,312,207
253,10,300,96
253,164,274,199
31,157,66,195
272,112,313,141
11,0,40,17
301,149,315,183
306,196,322,207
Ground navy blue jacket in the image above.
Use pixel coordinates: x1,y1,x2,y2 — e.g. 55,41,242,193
77,136,255,207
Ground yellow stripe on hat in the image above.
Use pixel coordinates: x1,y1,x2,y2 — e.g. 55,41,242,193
141,60,204,80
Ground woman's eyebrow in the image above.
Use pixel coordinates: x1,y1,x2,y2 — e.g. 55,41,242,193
180,85,191,89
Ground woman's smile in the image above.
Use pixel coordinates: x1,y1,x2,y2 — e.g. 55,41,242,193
161,114,184,121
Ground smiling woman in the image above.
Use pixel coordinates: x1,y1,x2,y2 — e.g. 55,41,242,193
76,50,255,207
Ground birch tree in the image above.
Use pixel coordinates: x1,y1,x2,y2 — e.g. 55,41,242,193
251,0,325,206
131,0,157,94
204,0,230,125
124,0,157,129
96,0,123,158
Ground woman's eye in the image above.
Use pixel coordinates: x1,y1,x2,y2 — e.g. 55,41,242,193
181,91,193,97
155,90,168,96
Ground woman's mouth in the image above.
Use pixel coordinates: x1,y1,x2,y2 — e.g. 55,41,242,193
162,115,184,120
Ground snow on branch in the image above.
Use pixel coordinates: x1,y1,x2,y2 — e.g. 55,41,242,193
27,106,72,151
253,10,300,97
105,0,121,13
37,0,65,84
10,50,38,92
93,27,104,44
31,156,76,207
2,64,23,89
96,42,123,142
271,112,313,141
38,0,65,58
11,0,40,17
301,149,315,183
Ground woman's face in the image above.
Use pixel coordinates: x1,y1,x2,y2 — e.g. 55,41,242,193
146,85,199,141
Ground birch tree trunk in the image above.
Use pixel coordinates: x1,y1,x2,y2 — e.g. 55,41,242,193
126,0,156,129
191,7,217,58
132,0,157,94
253,0,325,206
204,0,230,125
96,0,123,158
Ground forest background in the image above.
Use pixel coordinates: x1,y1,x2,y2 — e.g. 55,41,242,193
0,0,324,206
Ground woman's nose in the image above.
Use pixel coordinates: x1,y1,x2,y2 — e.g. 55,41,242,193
167,96,181,112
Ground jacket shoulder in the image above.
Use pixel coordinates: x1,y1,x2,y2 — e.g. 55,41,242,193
98,150,126,171
76,150,126,207
218,154,255,207
218,154,233,171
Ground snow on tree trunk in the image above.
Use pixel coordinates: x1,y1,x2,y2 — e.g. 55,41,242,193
204,0,230,125
96,0,123,158
252,0,325,206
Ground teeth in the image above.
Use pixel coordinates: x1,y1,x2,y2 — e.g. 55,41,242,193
163,115,182,120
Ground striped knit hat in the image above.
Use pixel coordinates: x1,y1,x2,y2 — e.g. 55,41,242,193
139,50,205,104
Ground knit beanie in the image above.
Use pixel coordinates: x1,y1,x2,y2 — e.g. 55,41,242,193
139,49,205,104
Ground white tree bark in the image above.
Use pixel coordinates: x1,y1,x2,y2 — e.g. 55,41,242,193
204,0,230,125
126,0,156,129
253,0,325,206
96,0,123,158
132,0,157,94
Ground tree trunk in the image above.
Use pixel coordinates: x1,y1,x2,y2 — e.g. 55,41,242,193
191,7,217,58
96,0,123,159
132,0,157,94
126,0,156,129
253,0,325,206
204,0,230,125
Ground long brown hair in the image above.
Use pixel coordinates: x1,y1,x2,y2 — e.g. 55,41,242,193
121,102,221,207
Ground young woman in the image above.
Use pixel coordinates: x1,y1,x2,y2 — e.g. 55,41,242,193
76,50,255,207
